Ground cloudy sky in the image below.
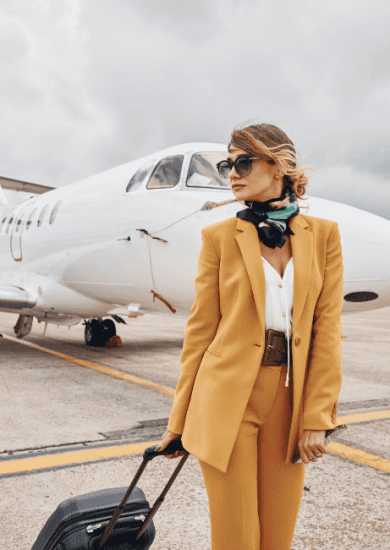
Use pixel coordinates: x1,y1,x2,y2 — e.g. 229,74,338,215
1,0,389,219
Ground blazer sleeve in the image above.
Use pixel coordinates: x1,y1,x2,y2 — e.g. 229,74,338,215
302,221,344,430
167,227,221,434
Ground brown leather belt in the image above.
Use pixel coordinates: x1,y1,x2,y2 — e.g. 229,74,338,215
262,329,290,366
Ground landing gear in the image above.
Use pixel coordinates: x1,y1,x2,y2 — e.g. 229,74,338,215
84,318,117,347
14,315,33,338
102,319,116,339
84,320,103,346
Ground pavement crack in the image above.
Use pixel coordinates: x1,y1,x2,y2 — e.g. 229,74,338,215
0,420,168,462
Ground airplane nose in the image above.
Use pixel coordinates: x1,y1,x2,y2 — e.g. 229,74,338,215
336,203,390,312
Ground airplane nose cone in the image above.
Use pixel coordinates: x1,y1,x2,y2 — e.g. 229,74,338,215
301,196,390,312
336,204,390,311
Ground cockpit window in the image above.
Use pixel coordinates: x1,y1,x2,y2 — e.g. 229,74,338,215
186,152,230,189
146,155,184,189
126,160,156,192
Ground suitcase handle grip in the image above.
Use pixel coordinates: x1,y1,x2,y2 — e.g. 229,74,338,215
144,438,185,461
100,441,188,547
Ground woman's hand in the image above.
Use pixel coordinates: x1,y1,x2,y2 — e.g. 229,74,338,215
157,430,185,459
297,430,327,464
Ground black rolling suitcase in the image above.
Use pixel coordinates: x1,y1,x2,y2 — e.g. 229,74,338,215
32,439,188,550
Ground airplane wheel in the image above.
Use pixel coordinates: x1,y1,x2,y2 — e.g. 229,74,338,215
84,320,104,347
103,319,116,340
14,315,33,338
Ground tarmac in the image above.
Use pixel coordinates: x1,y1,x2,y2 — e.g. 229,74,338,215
0,307,389,549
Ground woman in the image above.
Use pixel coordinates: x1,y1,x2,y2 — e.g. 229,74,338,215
158,123,344,550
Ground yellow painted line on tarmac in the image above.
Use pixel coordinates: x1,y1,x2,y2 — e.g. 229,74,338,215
337,409,390,424
4,333,390,476
3,438,390,477
328,442,390,474
4,333,390,419
0,441,161,476
1,333,175,397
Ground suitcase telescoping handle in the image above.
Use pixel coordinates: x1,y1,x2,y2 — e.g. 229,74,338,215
99,439,188,548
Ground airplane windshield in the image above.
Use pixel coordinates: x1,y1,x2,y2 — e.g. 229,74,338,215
147,155,184,189
186,153,230,189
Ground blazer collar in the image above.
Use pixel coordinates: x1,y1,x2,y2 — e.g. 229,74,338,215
235,214,313,333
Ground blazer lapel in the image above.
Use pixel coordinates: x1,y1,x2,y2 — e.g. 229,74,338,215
235,217,266,336
235,214,313,334
289,214,313,330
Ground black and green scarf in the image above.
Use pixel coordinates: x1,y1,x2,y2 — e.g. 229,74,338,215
236,186,299,249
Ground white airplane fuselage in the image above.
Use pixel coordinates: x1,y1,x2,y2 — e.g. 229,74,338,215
0,142,389,331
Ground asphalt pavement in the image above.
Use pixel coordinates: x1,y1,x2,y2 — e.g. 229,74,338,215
0,307,389,549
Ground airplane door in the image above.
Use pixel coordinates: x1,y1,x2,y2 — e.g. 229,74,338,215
126,228,156,306
10,207,29,261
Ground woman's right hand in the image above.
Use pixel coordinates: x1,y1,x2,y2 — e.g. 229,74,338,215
158,430,184,459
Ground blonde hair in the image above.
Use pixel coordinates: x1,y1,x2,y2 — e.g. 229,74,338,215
228,123,311,200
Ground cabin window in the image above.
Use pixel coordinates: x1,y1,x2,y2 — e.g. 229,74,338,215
126,160,156,192
49,201,62,224
37,205,48,227
15,217,23,232
6,217,14,234
186,152,230,189
146,155,184,189
26,208,37,230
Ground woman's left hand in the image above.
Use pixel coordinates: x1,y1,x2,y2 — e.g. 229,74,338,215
297,430,327,464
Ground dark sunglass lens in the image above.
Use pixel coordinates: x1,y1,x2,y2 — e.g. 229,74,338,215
217,161,231,178
235,157,253,176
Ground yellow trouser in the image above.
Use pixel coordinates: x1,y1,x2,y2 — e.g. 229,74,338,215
199,363,305,550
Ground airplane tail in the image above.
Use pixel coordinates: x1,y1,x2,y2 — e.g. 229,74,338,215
0,184,8,205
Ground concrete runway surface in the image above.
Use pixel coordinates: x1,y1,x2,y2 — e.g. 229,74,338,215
0,307,389,549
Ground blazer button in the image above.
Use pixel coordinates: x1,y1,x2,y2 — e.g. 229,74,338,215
295,337,301,346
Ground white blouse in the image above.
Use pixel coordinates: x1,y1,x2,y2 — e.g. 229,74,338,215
261,256,294,387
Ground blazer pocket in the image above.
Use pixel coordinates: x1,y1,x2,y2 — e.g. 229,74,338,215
205,348,222,358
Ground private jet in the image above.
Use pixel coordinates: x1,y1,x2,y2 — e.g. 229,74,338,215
0,143,389,346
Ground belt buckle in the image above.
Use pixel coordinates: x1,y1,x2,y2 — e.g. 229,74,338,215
262,329,286,366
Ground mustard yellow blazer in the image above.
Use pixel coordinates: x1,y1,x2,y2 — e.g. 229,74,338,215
167,213,344,473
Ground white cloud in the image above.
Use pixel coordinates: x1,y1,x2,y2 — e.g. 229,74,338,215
0,0,389,219
310,164,390,219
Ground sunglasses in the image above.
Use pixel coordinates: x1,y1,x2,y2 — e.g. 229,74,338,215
216,156,261,178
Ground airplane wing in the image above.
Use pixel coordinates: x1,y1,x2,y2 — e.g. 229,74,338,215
0,285,37,309
0,175,54,195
